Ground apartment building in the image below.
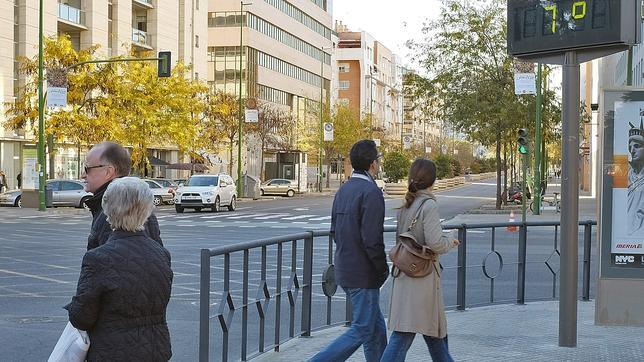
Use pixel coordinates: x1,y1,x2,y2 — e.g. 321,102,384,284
207,0,333,188
0,0,206,188
334,21,403,140
401,69,443,152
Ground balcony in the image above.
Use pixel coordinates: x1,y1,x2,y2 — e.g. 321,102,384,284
132,0,154,10
58,3,87,30
132,28,152,49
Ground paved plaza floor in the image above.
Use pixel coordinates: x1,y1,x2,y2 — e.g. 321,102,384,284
254,301,644,362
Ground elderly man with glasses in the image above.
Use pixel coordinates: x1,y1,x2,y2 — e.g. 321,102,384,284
82,141,162,250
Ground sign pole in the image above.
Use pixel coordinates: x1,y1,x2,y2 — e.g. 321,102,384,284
533,63,543,214
37,0,45,211
559,50,580,348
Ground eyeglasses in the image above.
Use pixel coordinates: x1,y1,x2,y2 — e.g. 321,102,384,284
84,165,108,174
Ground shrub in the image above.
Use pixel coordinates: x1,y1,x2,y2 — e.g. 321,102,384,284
434,154,453,180
382,151,411,183
450,158,462,176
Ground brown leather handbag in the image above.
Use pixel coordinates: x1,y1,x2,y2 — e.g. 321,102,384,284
389,199,437,278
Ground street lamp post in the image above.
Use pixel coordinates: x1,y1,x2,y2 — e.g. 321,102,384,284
237,1,252,197
37,0,45,211
318,46,331,192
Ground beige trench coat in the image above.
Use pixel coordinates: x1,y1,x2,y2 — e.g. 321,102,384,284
387,190,457,338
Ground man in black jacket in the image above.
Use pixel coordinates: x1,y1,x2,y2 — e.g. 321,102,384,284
310,140,388,362
82,141,162,250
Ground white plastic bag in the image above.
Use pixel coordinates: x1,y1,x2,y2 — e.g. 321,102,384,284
48,322,90,362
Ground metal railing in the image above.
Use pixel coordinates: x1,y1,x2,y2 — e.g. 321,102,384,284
58,3,85,25
199,220,596,361
132,28,150,46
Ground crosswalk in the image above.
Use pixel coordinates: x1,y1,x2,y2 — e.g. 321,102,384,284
153,211,399,229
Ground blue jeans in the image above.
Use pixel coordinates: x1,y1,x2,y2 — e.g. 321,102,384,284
309,287,387,362
380,331,453,362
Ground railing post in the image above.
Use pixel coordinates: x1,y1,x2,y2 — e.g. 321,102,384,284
199,249,210,362
301,232,314,337
457,226,467,311
517,223,527,305
582,222,592,301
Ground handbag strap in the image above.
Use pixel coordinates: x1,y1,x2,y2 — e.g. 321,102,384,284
407,197,431,231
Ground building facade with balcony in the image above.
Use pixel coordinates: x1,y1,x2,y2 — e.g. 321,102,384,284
207,0,333,187
334,21,403,143
0,0,207,189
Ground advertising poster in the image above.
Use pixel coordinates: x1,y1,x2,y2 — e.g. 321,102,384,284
611,101,644,267
22,148,39,190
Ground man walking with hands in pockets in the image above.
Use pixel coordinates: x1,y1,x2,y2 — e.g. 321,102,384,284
310,140,389,362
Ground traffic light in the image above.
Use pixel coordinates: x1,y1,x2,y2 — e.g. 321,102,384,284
157,51,171,77
518,128,529,154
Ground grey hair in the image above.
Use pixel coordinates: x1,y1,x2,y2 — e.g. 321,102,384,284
102,177,154,232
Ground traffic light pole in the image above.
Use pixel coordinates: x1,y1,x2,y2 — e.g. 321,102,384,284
521,152,527,223
533,63,543,215
559,50,580,348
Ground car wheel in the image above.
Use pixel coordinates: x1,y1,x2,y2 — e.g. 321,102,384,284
80,196,91,210
153,196,162,207
175,205,184,213
15,196,21,208
287,189,295,197
227,196,236,211
212,197,220,212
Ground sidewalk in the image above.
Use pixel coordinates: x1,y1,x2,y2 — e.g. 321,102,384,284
254,301,644,361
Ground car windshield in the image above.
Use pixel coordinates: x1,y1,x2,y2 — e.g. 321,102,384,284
186,176,218,187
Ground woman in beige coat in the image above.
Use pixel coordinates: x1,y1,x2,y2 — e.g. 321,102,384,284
381,158,459,362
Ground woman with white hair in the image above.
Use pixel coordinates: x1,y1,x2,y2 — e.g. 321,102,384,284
65,177,173,361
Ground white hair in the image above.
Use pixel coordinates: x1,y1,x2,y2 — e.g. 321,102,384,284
102,177,154,232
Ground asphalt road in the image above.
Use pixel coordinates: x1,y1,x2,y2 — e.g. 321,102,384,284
0,179,598,361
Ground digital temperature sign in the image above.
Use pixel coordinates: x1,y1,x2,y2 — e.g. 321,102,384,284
508,0,640,58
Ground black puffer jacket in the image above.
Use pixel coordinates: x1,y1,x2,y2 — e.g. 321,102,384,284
65,230,173,361
85,180,162,250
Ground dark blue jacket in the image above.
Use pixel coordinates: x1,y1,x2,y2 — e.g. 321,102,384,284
332,172,388,289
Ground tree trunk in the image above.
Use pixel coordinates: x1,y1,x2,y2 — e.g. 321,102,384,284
47,135,55,179
228,138,234,176
495,128,502,209
503,140,508,206
260,139,265,181
326,158,331,189
77,143,82,180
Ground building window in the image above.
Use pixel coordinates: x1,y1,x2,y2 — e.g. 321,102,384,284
196,0,199,10
338,63,350,73
195,35,199,48
262,0,332,39
258,50,323,88
339,81,350,90
208,12,246,27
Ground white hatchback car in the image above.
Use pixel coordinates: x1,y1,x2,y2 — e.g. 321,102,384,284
174,174,237,213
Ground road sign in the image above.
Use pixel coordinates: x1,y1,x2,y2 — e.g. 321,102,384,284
514,73,536,95
244,109,258,123
403,135,412,150
323,122,334,141
507,0,640,60
47,87,67,108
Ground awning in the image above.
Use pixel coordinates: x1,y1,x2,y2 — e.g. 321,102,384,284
148,156,170,166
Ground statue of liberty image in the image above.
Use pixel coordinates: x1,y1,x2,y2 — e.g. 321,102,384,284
627,117,644,235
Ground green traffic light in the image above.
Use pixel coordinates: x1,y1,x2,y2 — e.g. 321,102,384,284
518,144,528,154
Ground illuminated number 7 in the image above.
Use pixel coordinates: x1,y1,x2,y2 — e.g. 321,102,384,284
572,1,587,19
544,4,556,33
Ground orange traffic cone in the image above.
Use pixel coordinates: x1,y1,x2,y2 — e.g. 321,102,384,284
506,210,518,232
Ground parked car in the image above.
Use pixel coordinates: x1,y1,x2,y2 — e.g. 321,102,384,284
0,190,22,207
173,179,188,187
0,179,92,208
142,179,175,206
174,174,237,213
260,179,297,197
151,178,178,190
